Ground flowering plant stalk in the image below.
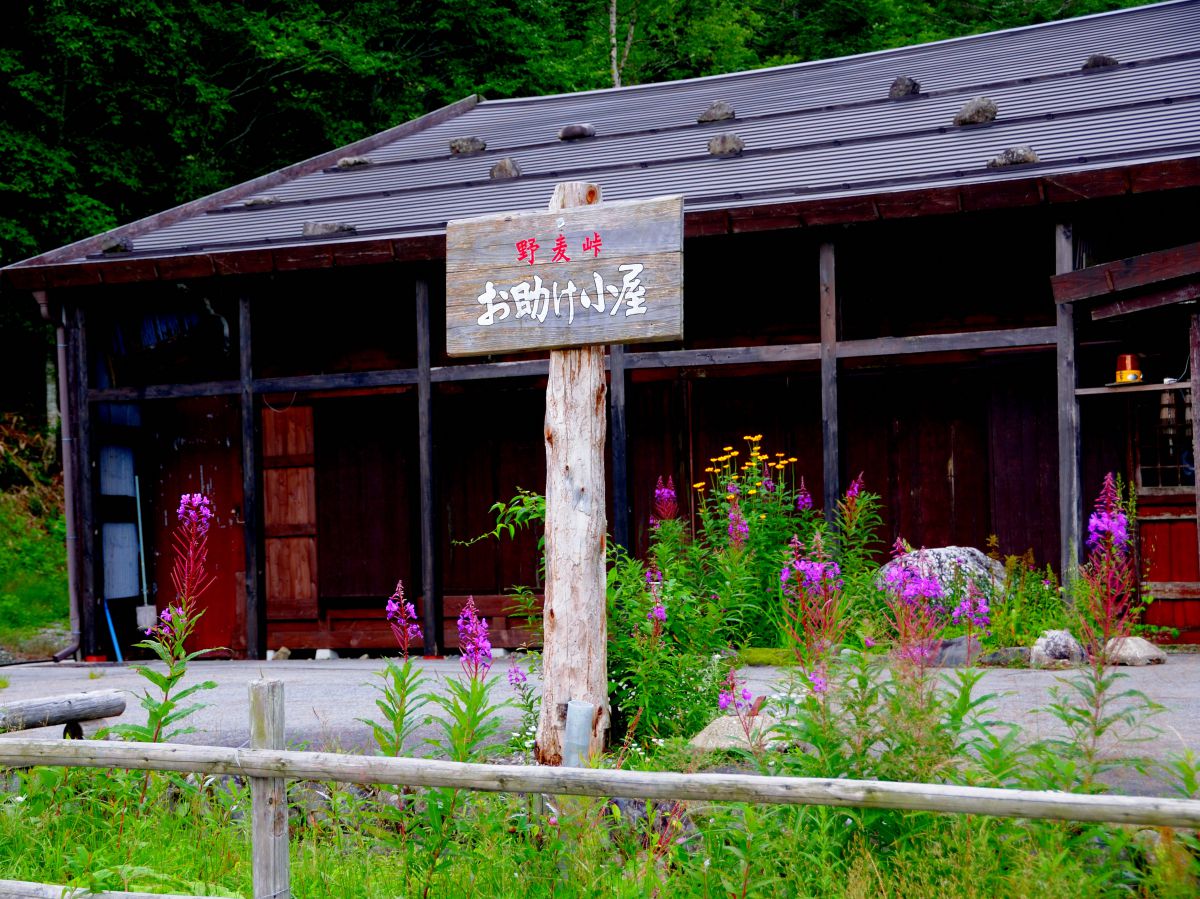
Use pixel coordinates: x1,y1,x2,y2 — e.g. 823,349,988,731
362,580,428,758
881,541,945,680
109,493,219,747
1076,472,1140,662
779,534,846,696
718,667,765,756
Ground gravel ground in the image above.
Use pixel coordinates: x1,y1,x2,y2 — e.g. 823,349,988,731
1,654,1197,796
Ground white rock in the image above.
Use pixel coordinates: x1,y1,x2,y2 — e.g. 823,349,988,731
314,648,339,660
877,546,1005,595
1031,629,1085,668
689,714,778,751
1105,636,1167,666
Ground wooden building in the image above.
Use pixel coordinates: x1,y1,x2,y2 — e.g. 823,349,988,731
5,1,1200,658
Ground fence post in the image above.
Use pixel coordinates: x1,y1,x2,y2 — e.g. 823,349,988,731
249,679,289,899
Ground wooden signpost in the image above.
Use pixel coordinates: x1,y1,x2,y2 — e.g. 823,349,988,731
446,183,684,764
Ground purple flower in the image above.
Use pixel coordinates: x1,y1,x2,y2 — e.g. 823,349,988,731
864,636,876,648
762,477,776,494
457,595,492,679
726,482,740,496
727,500,749,549
807,670,828,695
647,603,666,622
176,493,214,537
1087,509,1129,550
951,587,990,630
645,568,662,587
507,663,528,689
385,580,422,657
845,473,864,502
718,669,755,714
795,478,813,512
653,476,678,523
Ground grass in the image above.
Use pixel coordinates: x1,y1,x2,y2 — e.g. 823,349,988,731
0,497,68,655
0,677,8,690
737,647,796,667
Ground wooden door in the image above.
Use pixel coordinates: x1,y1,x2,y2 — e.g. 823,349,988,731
262,405,319,621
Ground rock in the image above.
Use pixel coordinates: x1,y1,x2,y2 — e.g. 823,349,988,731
335,155,372,169
1082,54,1119,70
1031,629,1085,668
243,195,282,207
449,136,486,156
877,546,1005,595
302,221,356,237
953,96,998,126
1105,636,1167,666
698,100,736,123
314,648,339,660
934,635,983,667
707,133,745,157
557,123,596,141
99,236,133,254
489,157,521,180
888,76,920,99
273,645,291,660
979,646,1031,667
689,713,777,751
988,145,1040,168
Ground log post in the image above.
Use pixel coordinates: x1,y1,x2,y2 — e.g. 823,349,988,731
1055,223,1081,579
249,680,289,899
0,691,126,734
534,181,610,766
819,242,840,522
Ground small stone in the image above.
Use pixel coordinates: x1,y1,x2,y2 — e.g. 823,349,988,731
243,195,282,207
988,145,1040,168
273,645,291,661
954,97,998,126
335,155,372,169
1031,629,1085,668
557,123,596,141
489,157,521,180
698,100,736,123
302,221,356,237
1105,636,1167,666
979,647,1031,667
707,133,745,157
99,236,134,255
1082,54,1119,70
888,76,920,99
449,136,486,156
314,648,339,660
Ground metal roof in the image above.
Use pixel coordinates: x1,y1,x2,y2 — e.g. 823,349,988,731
6,0,1200,286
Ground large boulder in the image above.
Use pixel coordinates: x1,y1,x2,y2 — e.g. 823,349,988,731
1105,636,1167,666
689,713,778,751
979,646,1031,667
877,546,1005,596
1031,629,1085,668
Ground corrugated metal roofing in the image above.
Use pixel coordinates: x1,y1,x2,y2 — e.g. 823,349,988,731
8,0,1200,273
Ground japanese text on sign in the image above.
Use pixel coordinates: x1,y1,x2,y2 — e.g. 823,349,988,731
478,263,646,326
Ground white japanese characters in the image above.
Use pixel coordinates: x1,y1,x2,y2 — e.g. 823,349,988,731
476,263,648,327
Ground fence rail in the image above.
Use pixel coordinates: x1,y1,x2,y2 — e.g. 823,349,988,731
1,679,1198,898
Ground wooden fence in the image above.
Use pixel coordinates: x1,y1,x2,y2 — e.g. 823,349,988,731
1,678,1199,898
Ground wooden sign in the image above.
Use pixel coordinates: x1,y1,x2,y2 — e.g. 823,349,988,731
445,194,683,356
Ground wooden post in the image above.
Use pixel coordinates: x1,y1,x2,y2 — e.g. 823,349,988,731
535,181,610,766
1055,224,1082,578
249,680,289,899
1190,314,1200,570
239,297,261,659
609,344,630,550
68,304,98,657
819,242,839,523
415,277,441,656
0,691,126,733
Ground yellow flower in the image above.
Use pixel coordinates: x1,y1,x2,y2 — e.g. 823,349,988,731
755,481,762,487
729,450,739,457
748,489,757,495
722,446,733,452
693,482,705,490
726,494,736,501
788,457,798,463
742,435,753,441
760,513,767,520
705,467,715,473
753,434,763,441
775,452,785,458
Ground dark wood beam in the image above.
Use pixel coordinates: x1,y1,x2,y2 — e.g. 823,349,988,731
89,381,241,401
1056,224,1082,579
415,278,441,657
626,344,820,368
1052,240,1200,303
254,370,420,393
1090,282,1200,320
819,242,839,524
239,296,261,659
1191,314,1200,575
609,345,629,550
430,359,549,382
836,327,1057,358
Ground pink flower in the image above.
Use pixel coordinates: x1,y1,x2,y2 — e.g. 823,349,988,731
457,595,492,679
385,580,422,657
